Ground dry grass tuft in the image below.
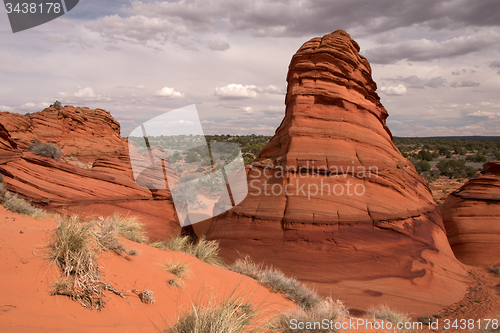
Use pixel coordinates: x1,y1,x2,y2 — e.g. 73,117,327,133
48,213,151,310
162,260,190,279
152,235,225,267
272,297,348,333
367,304,411,326
164,294,261,333
230,256,321,310
0,180,46,218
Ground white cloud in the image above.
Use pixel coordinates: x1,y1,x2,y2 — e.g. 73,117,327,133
154,87,184,98
214,84,258,99
17,102,51,111
256,85,285,94
467,111,500,118
74,87,97,98
242,106,254,114
379,84,407,96
0,105,13,112
262,105,285,115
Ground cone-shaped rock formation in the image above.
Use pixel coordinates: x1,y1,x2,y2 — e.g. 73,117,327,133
206,30,470,314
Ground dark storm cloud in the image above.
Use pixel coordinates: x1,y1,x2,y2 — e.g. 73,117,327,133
362,32,500,64
86,0,500,47
490,60,500,74
386,75,447,89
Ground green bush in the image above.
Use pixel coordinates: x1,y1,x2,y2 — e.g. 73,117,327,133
28,140,62,160
437,159,477,178
410,159,431,174
53,100,62,110
466,153,487,163
185,151,201,163
417,150,433,161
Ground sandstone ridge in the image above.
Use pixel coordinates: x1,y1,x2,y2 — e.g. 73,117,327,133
0,105,180,239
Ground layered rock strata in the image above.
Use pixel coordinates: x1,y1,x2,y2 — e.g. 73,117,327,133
206,30,470,314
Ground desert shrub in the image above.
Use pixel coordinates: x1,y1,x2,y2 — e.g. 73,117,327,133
0,179,45,217
162,260,190,279
272,298,348,333
409,159,431,174
48,215,104,309
230,256,321,310
466,153,487,163
48,214,149,309
453,146,464,155
367,305,410,326
494,150,500,160
28,140,62,160
437,159,474,178
153,235,225,267
417,150,433,161
490,264,500,275
185,151,201,163
243,154,255,164
242,142,266,155
53,100,62,110
165,295,258,333
97,213,148,244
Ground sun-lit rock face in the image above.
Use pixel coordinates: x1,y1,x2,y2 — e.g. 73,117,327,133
206,30,470,315
0,105,181,239
442,161,500,266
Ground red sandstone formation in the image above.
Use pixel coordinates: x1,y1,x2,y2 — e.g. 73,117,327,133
206,30,470,314
442,161,500,266
0,105,180,239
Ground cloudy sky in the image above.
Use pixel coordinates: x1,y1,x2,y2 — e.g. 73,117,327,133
1,0,499,137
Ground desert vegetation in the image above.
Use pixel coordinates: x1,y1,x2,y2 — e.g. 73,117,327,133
151,234,225,267
47,213,151,310
0,176,45,217
28,140,63,160
130,134,499,181
163,293,259,333
368,305,411,326
395,137,500,180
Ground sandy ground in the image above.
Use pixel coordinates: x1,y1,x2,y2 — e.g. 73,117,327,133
1,209,499,333
0,210,293,332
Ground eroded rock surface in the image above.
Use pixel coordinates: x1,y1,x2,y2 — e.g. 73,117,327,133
0,105,180,239
442,161,500,266
206,30,470,314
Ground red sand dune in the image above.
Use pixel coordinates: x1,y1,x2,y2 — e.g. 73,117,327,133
442,161,500,266
0,210,294,332
205,30,471,315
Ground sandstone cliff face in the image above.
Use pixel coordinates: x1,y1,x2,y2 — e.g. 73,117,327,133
206,30,470,314
442,161,500,266
0,105,180,239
